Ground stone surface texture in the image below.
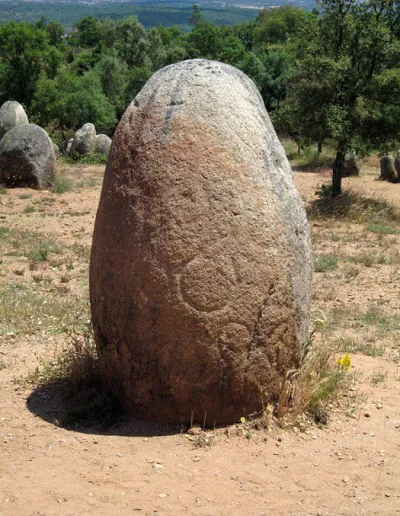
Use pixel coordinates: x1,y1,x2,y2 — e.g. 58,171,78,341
380,155,397,182
0,101,29,139
95,134,112,155
90,59,312,425
70,123,96,156
0,123,55,188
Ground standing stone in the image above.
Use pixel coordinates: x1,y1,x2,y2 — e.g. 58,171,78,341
380,155,396,182
0,124,55,188
66,138,74,156
394,151,400,180
70,123,96,157
0,101,29,139
90,59,313,425
343,151,360,177
95,134,112,155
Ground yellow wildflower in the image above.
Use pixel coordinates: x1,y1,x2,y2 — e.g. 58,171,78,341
337,353,351,372
240,417,246,424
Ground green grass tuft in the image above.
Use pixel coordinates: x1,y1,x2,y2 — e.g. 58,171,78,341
365,223,397,235
314,253,338,273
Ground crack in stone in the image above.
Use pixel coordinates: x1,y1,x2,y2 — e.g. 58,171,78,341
247,296,269,359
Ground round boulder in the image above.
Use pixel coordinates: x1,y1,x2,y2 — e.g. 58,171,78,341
380,155,396,182
95,134,112,155
90,59,313,425
70,123,96,157
0,124,55,188
0,101,29,139
343,151,360,177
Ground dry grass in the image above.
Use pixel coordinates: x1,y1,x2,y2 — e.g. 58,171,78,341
25,326,120,427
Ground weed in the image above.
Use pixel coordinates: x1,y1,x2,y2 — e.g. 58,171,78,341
314,254,338,273
23,205,36,214
70,243,90,260
370,372,386,386
0,360,6,370
0,185,7,195
27,239,61,263
19,193,32,200
26,326,120,427
366,223,397,235
52,175,73,194
343,265,360,280
360,309,400,332
336,337,384,357
192,433,215,448
350,251,375,267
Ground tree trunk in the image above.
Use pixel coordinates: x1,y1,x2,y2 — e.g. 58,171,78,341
318,139,323,156
332,149,345,198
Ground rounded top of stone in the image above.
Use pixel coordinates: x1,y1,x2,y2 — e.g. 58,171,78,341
0,100,29,138
0,123,52,152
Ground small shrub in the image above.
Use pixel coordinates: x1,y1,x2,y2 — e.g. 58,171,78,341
52,175,73,194
351,251,375,267
0,185,7,195
314,254,338,272
366,223,397,235
23,205,36,214
75,153,107,165
18,194,32,200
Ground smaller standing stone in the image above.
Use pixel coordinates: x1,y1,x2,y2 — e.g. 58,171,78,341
70,123,96,157
394,150,400,180
66,138,74,156
343,151,360,177
380,155,397,182
95,134,112,155
0,124,55,188
0,101,29,139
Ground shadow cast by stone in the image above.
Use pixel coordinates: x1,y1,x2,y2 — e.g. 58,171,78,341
26,381,181,437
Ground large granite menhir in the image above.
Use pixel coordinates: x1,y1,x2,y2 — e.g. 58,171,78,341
90,59,312,425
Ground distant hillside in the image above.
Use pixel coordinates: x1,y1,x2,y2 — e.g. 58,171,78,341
0,2,261,30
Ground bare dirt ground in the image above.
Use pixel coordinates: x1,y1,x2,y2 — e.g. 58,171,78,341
0,159,399,515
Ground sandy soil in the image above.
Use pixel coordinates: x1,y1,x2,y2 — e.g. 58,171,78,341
0,160,399,515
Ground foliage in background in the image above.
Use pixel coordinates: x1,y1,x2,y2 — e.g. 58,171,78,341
0,3,399,158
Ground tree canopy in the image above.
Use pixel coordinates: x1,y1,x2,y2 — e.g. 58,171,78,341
0,3,399,193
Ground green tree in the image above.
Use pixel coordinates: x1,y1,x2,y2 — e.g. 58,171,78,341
32,70,117,133
278,0,400,196
0,22,63,107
